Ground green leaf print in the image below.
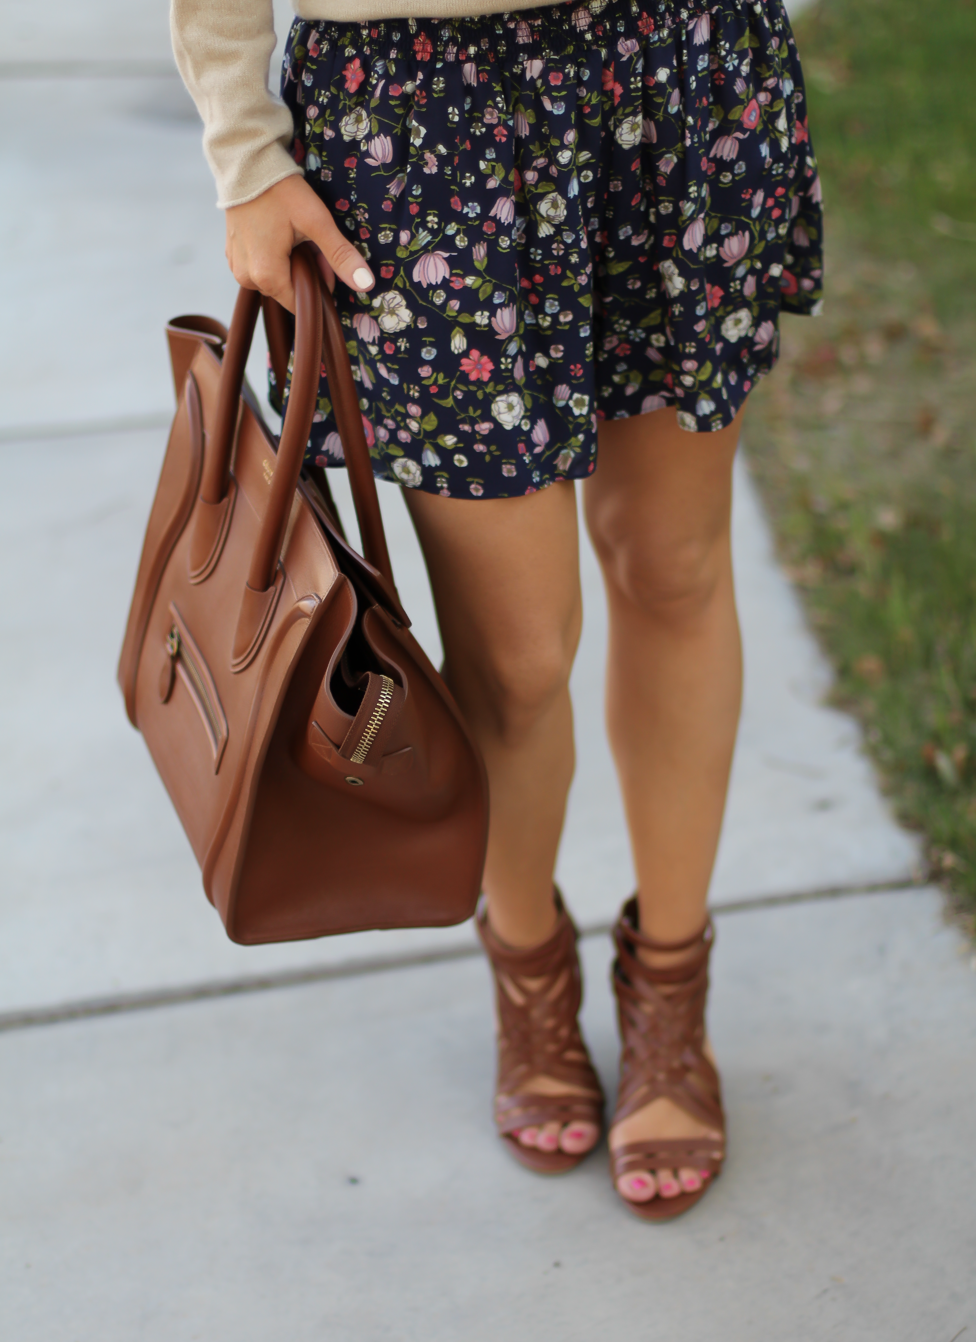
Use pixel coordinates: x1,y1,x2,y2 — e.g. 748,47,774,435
421,411,438,431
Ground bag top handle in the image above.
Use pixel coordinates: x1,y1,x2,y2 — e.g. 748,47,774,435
201,245,396,596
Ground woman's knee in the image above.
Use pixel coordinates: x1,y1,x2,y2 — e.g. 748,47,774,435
589,507,731,628
457,619,580,745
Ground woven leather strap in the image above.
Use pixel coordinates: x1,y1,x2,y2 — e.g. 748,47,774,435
611,898,725,1175
477,896,604,1136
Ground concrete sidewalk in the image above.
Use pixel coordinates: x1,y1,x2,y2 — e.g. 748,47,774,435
1,4,974,1339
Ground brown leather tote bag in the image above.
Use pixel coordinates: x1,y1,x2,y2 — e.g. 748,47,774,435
118,245,488,943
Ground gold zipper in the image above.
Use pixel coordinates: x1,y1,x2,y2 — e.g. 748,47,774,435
349,675,394,764
166,625,223,747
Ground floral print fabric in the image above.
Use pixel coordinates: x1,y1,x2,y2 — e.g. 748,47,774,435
279,0,823,498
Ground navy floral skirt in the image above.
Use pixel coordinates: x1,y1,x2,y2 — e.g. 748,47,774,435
279,0,823,499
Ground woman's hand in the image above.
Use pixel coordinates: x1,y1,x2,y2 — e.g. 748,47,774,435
224,174,375,311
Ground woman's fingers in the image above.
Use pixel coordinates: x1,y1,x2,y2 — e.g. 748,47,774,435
223,175,374,312
294,189,375,294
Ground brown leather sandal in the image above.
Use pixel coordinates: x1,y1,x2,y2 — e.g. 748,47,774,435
476,893,605,1174
610,897,725,1220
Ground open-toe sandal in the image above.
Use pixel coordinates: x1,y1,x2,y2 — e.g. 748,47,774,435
477,893,605,1175
610,897,725,1220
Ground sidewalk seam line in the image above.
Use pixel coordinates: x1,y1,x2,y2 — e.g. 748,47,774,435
0,879,929,1035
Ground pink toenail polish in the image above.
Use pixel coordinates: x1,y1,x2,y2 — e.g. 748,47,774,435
631,1178,647,1189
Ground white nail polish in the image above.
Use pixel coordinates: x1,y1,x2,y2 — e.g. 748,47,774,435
352,266,374,291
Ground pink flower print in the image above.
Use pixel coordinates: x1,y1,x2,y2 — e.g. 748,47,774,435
808,175,823,204
753,320,776,350
463,62,478,85
412,251,452,286
525,59,544,79
514,356,524,381
472,241,488,262
491,305,517,338
710,135,739,161
617,37,639,56
484,106,499,125
792,223,811,249
706,282,724,309
719,232,749,266
658,152,676,175
642,118,657,144
741,98,761,130
690,13,710,44
359,361,374,390
365,135,393,166
475,421,493,434
750,188,765,218
554,450,574,473
501,463,517,476
743,273,757,298
573,6,591,29
469,483,484,496
407,402,422,418
306,105,319,120
321,431,345,460
530,418,549,449
490,196,516,226
514,110,530,137
683,217,705,252
423,151,438,173
460,350,495,381
388,174,407,197
668,88,681,113
641,394,669,414
516,20,531,43
344,58,365,92
352,312,381,343
553,384,571,406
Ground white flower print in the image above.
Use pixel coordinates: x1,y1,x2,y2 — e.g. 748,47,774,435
372,290,413,333
340,106,369,141
659,259,686,297
491,392,525,429
720,308,754,342
537,192,567,225
615,115,643,149
569,392,590,416
392,457,423,487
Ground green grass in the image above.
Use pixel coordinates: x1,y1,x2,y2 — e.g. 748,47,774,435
744,0,976,917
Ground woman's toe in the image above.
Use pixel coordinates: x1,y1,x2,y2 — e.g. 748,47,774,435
536,1121,562,1152
617,1171,657,1203
656,1169,682,1198
678,1167,702,1192
518,1126,540,1148
560,1121,599,1155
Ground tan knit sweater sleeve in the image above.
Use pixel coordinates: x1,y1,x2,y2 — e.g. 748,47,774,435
173,0,558,208
170,0,302,209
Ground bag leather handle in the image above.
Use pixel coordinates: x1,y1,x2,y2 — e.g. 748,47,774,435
205,244,395,594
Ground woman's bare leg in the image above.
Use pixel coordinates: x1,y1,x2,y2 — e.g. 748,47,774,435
584,405,744,1203
404,480,598,1155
